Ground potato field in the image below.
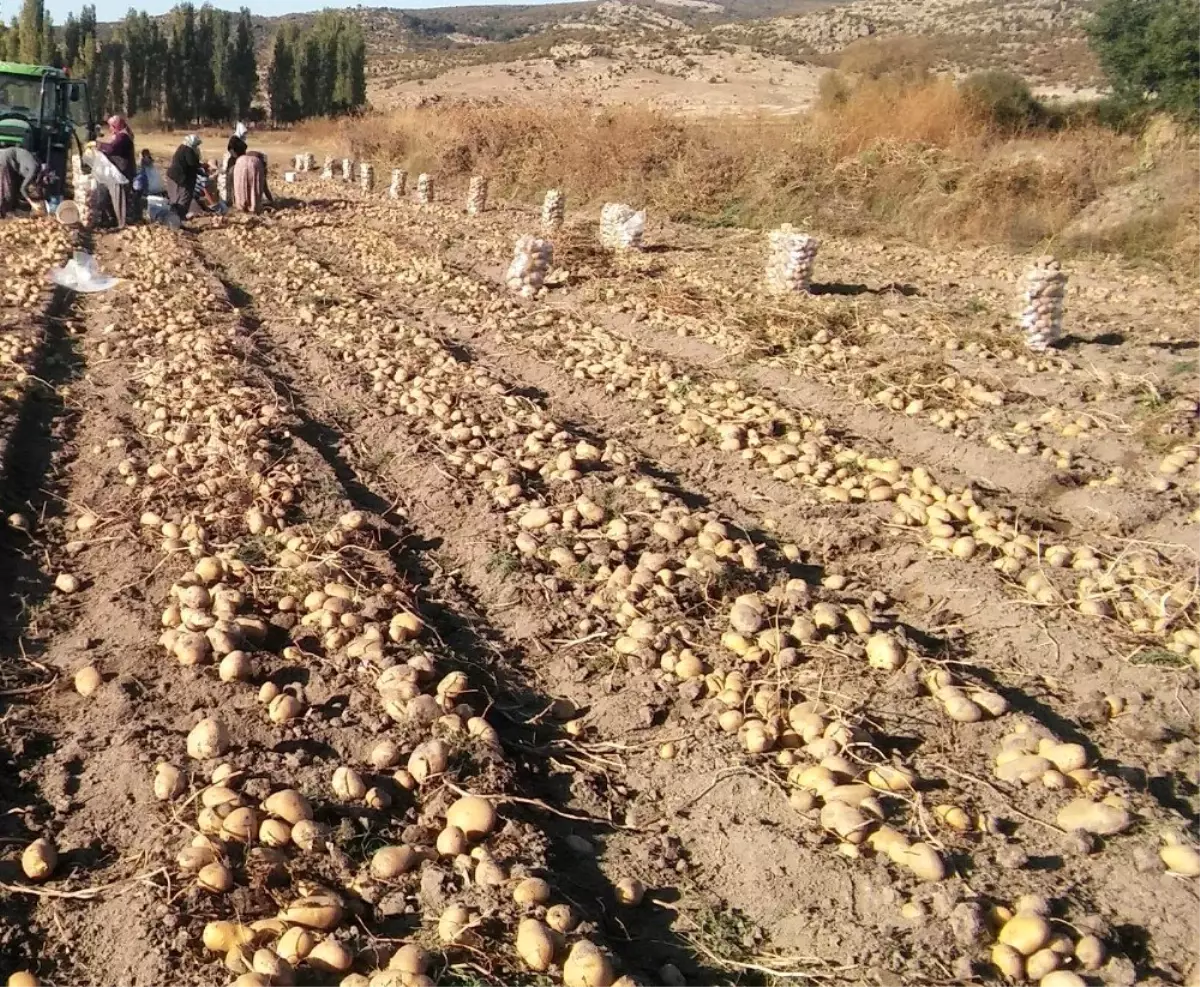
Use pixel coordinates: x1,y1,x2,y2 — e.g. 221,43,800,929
0,167,1197,987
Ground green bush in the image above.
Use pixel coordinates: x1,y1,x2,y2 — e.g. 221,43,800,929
1086,0,1200,121
959,70,1044,130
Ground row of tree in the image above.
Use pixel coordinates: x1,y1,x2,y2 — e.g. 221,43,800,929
266,13,367,123
0,0,367,125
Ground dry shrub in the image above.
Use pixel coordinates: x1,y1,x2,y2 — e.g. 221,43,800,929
838,36,937,82
338,84,1194,268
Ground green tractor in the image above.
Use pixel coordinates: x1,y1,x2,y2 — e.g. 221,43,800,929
0,60,96,199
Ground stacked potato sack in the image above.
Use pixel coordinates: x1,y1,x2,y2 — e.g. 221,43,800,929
541,189,564,231
764,224,819,293
340,158,353,181
506,235,553,298
389,170,407,199
416,173,434,204
466,176,489,215
1020,256,1067,351
599,202,644,250
302,152,315,171
359,163,375,193
72,152,93,228
321,156,334,179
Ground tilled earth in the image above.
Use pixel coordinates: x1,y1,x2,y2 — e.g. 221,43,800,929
0,172,1197,987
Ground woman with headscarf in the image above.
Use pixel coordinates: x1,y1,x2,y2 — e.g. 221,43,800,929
96,115,135,229
225,122,248,205
0,145,43,218
165,135,202,221
233,148,266,213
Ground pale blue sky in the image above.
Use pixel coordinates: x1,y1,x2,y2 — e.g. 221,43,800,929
24,0,576,26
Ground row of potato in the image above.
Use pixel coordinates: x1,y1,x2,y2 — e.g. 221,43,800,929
188,202,1198,982
9,224,633,987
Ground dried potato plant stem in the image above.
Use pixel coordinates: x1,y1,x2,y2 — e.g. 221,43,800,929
440,779,641,830
0,866,167,900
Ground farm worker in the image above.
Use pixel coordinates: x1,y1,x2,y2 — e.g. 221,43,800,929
165,134,202,221
224,121,248,204
0,146,44,218
131,149,164,221
96,115,136,229
233,150,272,214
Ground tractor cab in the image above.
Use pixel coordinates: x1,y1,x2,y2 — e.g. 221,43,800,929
0,61,95,198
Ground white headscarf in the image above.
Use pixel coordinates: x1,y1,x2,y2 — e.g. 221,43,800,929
184,134,202,149
235,122,248,140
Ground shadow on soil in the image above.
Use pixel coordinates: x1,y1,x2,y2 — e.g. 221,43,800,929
0,274,86,978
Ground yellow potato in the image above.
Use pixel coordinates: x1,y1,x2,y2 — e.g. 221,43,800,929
562,940,615,987
21,838,57,882
515,918,556,972
446,795,496,840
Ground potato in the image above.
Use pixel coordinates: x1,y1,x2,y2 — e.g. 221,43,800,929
230,975,268,987
819,801,872,844
513,876,552,906
268,694,305,723
1055,799,1131,835
446,795,496,840
1039,973,1085,987
563,940,615,987
933,804,971,832
891,842,944,882
1039,741,1087,773
187,717,230,760
990,943,1024,979
1014,894,1049,916
867,764,915,792
276,927,315,964
54,573,80,594
368,741,402,770
202,786,242,812
7,972,39,986
865,633,904,671
1073,934,1106,970
281,894,344,930
204,921,255,954
936,687,982,723
291,820,330,852
995,755,1053,785
259,819,291,847
332,766,367,801
998,912,1051,956
21,838,57,882
308,939,353,974
408,740,449,784
1161,844,1200,876
1026,948,1060,980
262,789,312,824
251,949,291,984
615,877,645,906
74,665,102,696
545,903,578,933
219,651,255,683
154,762,186,800
438,904,472,943
222,807,262,842
178,845,218,874
387,944,430,975
371,845,418,880
174,631,212,666
198,861,234,893
516,918,557,972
